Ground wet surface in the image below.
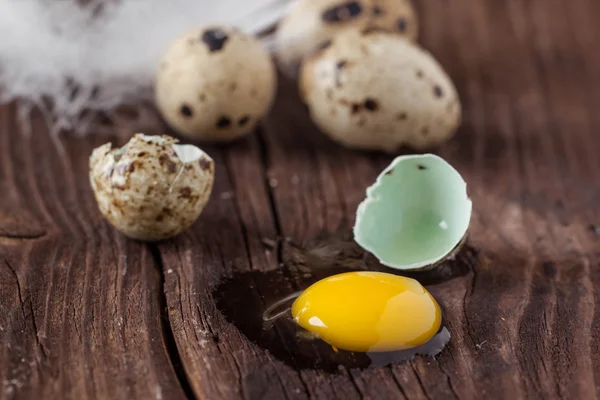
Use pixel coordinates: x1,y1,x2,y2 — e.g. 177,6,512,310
212,231,475,372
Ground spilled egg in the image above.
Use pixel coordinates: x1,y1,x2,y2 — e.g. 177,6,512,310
214,154,469,369
292,271,442,353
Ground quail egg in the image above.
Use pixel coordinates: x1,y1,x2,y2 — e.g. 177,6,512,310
276,0,419,73
300,28,461,153
155,25,277,142
89,134,215,241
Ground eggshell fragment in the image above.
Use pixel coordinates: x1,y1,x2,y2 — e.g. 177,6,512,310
155,25,277,142
354,154,472,270
276,0,419,72
300,29,461,153
89,134,214,241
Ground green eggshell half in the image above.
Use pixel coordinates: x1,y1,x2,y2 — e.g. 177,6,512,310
354,154,472,270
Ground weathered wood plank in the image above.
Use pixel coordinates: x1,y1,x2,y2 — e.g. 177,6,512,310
159,0,600,399
0,107,187,400
1,0,599,399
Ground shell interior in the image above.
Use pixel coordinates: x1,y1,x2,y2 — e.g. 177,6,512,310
354,154,472,270
173,144,211,164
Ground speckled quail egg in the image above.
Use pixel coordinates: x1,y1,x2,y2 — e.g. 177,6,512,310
155,25,277,142
354,154,471,270
300,28,462,153
276,0,418,73
89,134,215,241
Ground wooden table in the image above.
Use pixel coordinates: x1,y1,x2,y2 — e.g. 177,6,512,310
1,0,600,399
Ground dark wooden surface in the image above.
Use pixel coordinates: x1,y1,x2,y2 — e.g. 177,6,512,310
2,0,600,399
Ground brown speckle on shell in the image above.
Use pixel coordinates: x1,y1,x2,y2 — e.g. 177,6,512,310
199,158,212,171
179,187,193,199
238,116,251,126
322,1,363,23
180,105,193,117
335,61,347,87
229,82,237,92
216,116,232,128
199,93,206,102
159,154,178,174
372,6,385,16
364,98,379,111
201,28,229,52
397,17,408,32
434,85,444,98
416,70,424,79
421,127,430,136
397,112,407,120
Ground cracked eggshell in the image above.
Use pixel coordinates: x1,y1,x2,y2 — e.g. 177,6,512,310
155,25,277,142
354,154,472,271
89,134,215,241
276,0,418,73
300,29,461,153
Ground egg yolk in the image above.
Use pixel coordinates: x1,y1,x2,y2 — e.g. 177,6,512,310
291,272,441,353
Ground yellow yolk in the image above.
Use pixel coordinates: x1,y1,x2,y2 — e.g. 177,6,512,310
291,272,441,353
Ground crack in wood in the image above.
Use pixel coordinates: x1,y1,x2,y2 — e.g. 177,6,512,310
4,260,49,361
346,372,365,400
388,367,409,400
410,363,433,400
256,128,283,238
255,127,325,399
28,299,48,359
435,360,460,400
0,231,47,240
5,259,27,319
461,251,479,348
147,244,198,400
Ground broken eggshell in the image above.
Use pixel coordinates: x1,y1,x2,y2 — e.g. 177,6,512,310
89,134,215,241
354,154,471,270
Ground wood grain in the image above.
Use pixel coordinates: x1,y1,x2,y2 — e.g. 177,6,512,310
1,0,600,399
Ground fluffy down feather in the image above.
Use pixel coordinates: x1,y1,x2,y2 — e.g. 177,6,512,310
0,0,295,134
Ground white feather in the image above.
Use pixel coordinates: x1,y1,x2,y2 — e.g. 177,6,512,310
0,0,295,134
